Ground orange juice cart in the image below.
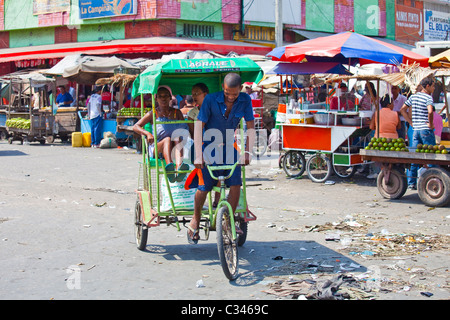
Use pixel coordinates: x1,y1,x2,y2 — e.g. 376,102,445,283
271,63,372,182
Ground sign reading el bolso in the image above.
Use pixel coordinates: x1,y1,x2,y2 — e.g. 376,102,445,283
79,0,137,19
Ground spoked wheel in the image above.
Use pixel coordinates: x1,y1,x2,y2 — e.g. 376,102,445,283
216,206,239,280
236,219,248,247
417,168,450,207
252,132,268,157
282,150,306,178
332,164,356,179
134,198,148,250
306,153,331,183
376,167,407,199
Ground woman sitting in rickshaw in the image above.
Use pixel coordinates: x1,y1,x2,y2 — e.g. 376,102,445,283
133,85,189,183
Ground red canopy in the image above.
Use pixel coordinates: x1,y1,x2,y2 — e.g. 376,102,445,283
0,37,272,63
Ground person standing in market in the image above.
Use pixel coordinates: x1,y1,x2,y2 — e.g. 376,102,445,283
187,73,255,244
400,76,436,190
359,82,377,111
87,86,104,148
432,105,444,143
391,85,408,139
56,85,73,108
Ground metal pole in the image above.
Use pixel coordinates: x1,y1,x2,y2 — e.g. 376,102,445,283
275,0,283,48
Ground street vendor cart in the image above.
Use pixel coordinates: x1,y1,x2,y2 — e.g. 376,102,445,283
270,62,372,182
266,31,429,183
3,70,55,144
358,65,450,207
360,149,450,207
131,57,262,280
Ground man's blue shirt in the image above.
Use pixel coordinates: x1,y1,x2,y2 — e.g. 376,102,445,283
56,92,73,107
197,91,254,134
197,91,254,164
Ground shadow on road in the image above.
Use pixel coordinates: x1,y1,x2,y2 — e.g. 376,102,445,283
139,239,368,286
0,149,28,156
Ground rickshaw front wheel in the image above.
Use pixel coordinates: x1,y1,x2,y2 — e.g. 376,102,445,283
216,206,239,280
134,198,148,250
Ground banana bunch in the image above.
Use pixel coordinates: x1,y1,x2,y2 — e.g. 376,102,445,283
6,118,31,129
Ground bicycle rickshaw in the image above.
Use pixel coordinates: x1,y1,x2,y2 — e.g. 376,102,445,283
131,58,263,280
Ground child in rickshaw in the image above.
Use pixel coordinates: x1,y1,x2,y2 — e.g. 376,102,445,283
133,85,190,183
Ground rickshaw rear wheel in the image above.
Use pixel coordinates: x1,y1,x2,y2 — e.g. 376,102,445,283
417,168,450,207
216,206,239,280
236,220,248,247
376,167,407,199
134,198,148,250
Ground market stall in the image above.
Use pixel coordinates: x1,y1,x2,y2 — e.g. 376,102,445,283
95,72,142,145
266,31,429,183
44,55,141,142
357,64,450,207
2,69,55,144
60,55,140,140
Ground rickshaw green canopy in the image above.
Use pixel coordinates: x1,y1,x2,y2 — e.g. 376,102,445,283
132,57,264,98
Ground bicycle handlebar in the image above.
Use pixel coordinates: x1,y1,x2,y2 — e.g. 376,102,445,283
206,162,240,181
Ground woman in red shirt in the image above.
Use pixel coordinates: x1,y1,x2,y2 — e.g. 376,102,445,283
370,94,401,139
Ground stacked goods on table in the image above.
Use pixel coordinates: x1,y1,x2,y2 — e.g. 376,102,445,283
414,143,448,154
6,118,31,129
365,137,408,152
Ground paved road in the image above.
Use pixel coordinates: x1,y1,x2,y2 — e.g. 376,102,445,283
0,140,449,301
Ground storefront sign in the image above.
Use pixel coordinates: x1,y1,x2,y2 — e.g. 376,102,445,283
33,0,70,15
175,59,239,73
395,4,423,44
424,10,450,41
79,0,137,19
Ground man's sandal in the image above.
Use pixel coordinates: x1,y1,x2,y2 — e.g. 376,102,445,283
165,163,176,183
187,225,200,244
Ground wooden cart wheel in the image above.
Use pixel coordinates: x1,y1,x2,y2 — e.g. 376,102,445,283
46,136,54,144
134,197,148,250
376,167,407,199
282,150,306,178
417,168,450,207
306,153,331,183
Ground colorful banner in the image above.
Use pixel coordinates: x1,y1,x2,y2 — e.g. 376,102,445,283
79,0,137,19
